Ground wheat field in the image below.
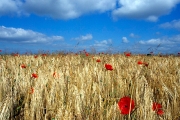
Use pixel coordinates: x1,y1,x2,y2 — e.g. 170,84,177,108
0,53,180,120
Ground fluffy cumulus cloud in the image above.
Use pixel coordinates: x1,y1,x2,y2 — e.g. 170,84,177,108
0,0,22,16
90,39,112,52
23,0,116,19
73,34,93,41
1,0,180,21
138,35,180,53
93,39,112,47
159,19,180,30
139,35,180,45
0,26,64,43
139,38,173,45
0,0,116,19
112,0,180,21
122,37,129,43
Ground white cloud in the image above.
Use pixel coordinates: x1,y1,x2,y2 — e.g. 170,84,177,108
159,19,180,30
137,36,180,53
139,38,174,45
90,39,112,52
0,0,22,16
129,36,180,54
169,34,180,42
130,33,135,38
146,16,158,22
0,0,116,19
0,26,64,43
73,34,93,41
112,0,180,22
122,37,129,43
23,0,116,19
139,35,180,46
51,36,64,41
1,0,179,21
94,39,112,47
129,33,139,38
139,38,161,45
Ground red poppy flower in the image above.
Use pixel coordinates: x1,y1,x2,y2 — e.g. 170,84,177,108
53,72,56,77
85,53,89,56
53,72,60,78
143,63,148,67
157,109,164,115
96,59,101,62
124,52,131,57
32,73,38,78
21,64,26,68
126,53,131,56
42,54,47,57
137,61,143,65
152,102,164,115
29,87,34,94
152,102,162,111
12,53,19,56
118,96,135,115
105,64,113,71
34,55,38,58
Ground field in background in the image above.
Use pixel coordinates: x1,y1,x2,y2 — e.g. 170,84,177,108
0,53,180,120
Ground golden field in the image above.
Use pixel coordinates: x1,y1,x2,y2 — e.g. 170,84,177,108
0,53,180,120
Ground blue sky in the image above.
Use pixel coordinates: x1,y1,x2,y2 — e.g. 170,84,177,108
0,0,180,54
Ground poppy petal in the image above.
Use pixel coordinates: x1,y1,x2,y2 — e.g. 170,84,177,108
118,97,135,115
